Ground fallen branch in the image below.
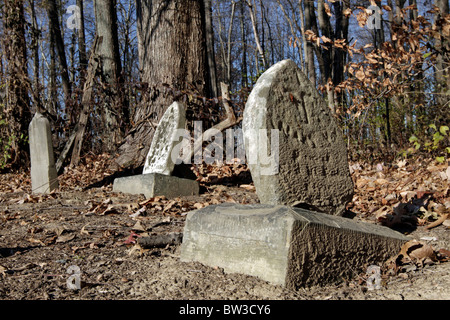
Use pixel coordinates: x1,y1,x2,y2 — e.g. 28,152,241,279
55,127,77,174
70,36,101,167
137,232,183,248
189,82,241,160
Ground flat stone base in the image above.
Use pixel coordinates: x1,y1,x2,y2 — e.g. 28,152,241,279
180,203,409,289
113,173,199,199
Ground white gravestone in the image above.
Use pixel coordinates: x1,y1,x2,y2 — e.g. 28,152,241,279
142,102,186,175
113,101,199,198
29,112,59,193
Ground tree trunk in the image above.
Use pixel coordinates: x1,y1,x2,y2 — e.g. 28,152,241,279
114,0,210,169
434,0,450,109
30,0,43,113
46,0,72,104
2,0,32,167
226,1,236,87
204,0,219,97
76,0,88,84
48,27,58,116
246,0,266,70
239,0,249,88
277,0,303,67
331,0,349,112
94,0,124,152
303,0,317,86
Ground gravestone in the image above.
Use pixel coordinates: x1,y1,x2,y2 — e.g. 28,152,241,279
180,203,409,288
242,59,353,215
142,101,186,175
113,102,199,198
29,112,59,194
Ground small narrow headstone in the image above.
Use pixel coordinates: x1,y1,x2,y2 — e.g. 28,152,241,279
142,102,186,175
29,112,58,194
243,59,354,215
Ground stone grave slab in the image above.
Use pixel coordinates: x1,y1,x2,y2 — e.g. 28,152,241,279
29,112,59,194
113,101,199,198
113,172,199,199
180,203,409,289
242,59,353,215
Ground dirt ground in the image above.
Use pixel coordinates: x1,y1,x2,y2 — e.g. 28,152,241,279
0,160,449,301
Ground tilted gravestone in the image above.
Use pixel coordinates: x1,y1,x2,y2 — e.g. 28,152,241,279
29,112,59,194
142,101,186,175
113,102,199,198
243,59,353,216
180,60,407,288
180,203,409,288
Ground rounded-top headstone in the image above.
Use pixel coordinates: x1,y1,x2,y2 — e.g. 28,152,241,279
143,101,186,175
243,59,354,215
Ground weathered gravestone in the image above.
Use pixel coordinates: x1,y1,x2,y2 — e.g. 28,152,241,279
180,203,409,289
29,112,59,194
142,101,186,175
113,102,199,198
243,59,353,216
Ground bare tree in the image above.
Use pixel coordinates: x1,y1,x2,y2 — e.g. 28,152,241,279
239,0,249,88
115,0,212,169
216,0,237,87
434,0,450,109
205,0,219,97
1,0,32,166
76,0,88,85
93,0,124,152
246,0,266,70
46,0,72,104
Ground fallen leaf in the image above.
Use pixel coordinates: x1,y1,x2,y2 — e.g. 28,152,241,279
28,237,45,246
123,231,141,245
193,202,204,209
80,224,92,235
132,221,147,232
89,242,99,249
56,233,75,243
425,213,449,230
399,240,437,265
0,265,7,276
438,249,450,261
129,206,146,218
420,236,437,241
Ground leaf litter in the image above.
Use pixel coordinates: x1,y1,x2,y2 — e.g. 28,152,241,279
0,154,449,299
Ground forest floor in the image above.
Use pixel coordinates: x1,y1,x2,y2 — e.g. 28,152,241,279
0,154,449,300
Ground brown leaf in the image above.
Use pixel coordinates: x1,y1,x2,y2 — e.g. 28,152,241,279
28,237,45,246
240,184,255,191
131,221,147,232
399,240,437,265
355,69,365,81
193,202,205,209
56,233,75,243
438,249,450,261
80,224,92,235
425,213,449,230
